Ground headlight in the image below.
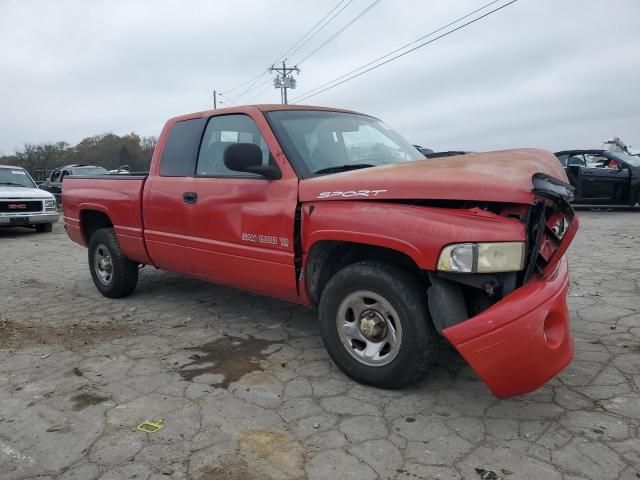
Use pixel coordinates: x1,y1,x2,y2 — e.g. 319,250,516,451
44,199,57,211
437,242,525,273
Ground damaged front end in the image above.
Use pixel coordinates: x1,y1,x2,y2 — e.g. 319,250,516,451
429,174,578,397
527,173,578,277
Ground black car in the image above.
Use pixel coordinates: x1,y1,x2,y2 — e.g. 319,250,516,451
555,150,640,206
39,164,108,205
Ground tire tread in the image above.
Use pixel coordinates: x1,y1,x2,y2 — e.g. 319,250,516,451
319,260,437,389
88,228,138,298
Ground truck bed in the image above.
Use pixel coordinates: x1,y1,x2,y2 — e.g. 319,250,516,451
63,175,150,264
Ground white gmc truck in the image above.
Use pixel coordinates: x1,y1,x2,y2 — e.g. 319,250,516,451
0,165,59,232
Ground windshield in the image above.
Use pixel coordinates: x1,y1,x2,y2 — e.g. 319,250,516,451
266,110,424,177
608,151,640,167
0,167,36,188
71,167,108,175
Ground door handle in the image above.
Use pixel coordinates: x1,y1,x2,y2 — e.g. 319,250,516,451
183,192,198,204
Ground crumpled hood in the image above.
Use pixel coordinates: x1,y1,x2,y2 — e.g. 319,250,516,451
0,186,55,199
299,148,568,204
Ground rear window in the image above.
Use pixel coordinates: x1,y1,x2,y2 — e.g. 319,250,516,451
159,119,205,176
70,167,108,176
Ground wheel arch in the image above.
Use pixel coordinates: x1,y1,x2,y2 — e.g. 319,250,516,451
304,239,424,307
80,209,113,243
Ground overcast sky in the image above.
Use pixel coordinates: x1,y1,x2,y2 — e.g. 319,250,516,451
1,0,639,155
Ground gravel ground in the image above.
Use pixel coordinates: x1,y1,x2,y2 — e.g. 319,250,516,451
0,209,638,480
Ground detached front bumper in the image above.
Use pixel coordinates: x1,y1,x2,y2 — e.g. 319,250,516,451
443,255,572,398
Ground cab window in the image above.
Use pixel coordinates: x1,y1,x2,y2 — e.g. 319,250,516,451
196,114,271,177
159,118,205,177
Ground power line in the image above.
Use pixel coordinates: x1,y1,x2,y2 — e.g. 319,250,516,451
273,0,348,64
281,0,355,62
221,71,267,96
228,77,273,104
217,92,235,106
292,0,506,102
220,0,348,100
261,0,380,105
261,0,371,104
295,0,382,66
245,82,276,104
291,0,514,103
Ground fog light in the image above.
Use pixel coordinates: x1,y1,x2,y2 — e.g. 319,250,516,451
543,311,565,348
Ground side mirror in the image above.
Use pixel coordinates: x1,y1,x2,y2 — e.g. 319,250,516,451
223,143,281,180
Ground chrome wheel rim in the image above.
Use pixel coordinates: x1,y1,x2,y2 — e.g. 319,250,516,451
336,290,403,367
93,244,113,286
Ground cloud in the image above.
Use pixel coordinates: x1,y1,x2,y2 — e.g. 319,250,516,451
0,0,638,155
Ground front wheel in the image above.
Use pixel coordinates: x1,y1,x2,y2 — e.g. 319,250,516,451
318,261,437,389
88,228,139,298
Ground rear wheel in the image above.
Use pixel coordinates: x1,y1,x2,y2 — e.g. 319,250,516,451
35,223,52,233
88,228,138,298
318,261,437,389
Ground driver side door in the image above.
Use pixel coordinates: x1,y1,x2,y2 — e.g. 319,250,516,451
579,165,630,203
183,113,300,302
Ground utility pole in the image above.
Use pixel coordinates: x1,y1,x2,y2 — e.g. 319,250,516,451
269,61,300,104
213,90,218,109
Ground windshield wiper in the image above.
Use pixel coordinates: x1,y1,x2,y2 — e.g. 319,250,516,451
0,182,29,187
314,164,375,175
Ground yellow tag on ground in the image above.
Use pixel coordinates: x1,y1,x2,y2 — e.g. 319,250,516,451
136,419,164,433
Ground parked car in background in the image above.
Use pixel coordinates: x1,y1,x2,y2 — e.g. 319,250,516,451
62,105,578,398
39,164,108,206
0,165,59,232
555,150,640,206
556,149,607,168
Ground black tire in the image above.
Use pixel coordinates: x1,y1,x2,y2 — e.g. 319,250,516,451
318,261,437,389
35,223,53,233
88,228,138,298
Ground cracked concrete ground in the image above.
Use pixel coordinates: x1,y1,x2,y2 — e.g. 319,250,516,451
0,210,638,480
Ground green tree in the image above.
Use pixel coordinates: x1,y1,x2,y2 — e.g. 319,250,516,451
9,132,154,176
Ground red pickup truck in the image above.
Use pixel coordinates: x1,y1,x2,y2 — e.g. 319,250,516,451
63,105,578,398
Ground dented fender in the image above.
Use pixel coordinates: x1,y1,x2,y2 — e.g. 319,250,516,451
300,201,526,270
